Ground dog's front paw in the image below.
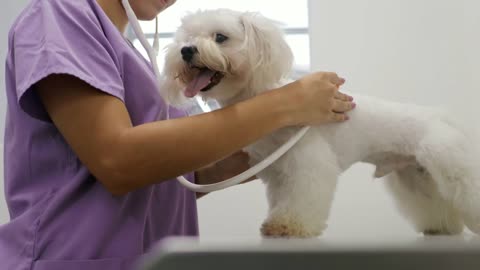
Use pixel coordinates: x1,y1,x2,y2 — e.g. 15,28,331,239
260,218,324,238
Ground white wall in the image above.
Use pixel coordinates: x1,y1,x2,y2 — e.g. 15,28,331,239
1,0,30,224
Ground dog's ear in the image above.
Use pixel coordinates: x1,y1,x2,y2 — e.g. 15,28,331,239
240,12,294,89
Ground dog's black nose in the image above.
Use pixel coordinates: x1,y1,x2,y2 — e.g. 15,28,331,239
181,46,198,62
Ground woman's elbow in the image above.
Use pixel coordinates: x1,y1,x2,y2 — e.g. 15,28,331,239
93,155,137,196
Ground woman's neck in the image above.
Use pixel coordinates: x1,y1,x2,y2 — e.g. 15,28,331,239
97,0,129,33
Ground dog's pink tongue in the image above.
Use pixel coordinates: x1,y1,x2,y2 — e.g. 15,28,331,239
185,69,215,98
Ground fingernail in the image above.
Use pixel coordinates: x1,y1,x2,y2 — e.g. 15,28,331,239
349,95,354,101
345,115,350,120
352,102,356,108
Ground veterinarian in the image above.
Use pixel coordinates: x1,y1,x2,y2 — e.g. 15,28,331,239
1,0,355,269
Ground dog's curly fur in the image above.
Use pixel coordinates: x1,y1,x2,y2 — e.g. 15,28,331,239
161,9,480,238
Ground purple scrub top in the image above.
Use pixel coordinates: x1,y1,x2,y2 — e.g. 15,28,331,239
1,0,199,269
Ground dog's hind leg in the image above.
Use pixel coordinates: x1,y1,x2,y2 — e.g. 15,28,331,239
415,120,480,234
259,144,340,238
384,166,464,235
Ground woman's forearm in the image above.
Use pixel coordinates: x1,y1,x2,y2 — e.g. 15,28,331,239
110,89,290,193
37,72,353,196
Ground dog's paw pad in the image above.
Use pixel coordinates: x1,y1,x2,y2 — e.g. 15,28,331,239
261,223,291,238
423,229,445,235
260,220,321,238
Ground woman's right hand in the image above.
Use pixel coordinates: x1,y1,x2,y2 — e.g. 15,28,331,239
278,71,356,126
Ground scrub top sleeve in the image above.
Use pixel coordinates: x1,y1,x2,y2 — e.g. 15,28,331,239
12,0,125,121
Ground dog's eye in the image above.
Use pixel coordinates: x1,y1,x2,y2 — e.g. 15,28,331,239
215,33,229,44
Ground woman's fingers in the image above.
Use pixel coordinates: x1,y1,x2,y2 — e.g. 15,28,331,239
335,91,353,102
325,72,345,86
332,99,356,113
330,112,349,122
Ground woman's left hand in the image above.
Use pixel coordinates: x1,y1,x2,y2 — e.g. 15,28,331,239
195,151,257,197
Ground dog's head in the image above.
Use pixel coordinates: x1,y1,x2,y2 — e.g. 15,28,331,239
160,9,293,106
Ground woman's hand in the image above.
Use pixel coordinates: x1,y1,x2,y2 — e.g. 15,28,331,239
277,71,355,126
195,151,256,198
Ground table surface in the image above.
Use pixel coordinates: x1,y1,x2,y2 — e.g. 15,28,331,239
137,235,480,270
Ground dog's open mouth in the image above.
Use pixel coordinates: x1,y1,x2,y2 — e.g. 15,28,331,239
184,68,224,98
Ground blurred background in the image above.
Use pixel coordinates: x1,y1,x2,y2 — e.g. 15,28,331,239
1,0,479,242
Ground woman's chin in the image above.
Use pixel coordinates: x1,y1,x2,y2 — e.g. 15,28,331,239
137,11,159,21
133,0,176,21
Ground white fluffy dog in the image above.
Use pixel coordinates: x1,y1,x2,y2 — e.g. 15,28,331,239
160,9,480,238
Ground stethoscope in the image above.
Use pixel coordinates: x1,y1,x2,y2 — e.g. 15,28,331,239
121,0,310,193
